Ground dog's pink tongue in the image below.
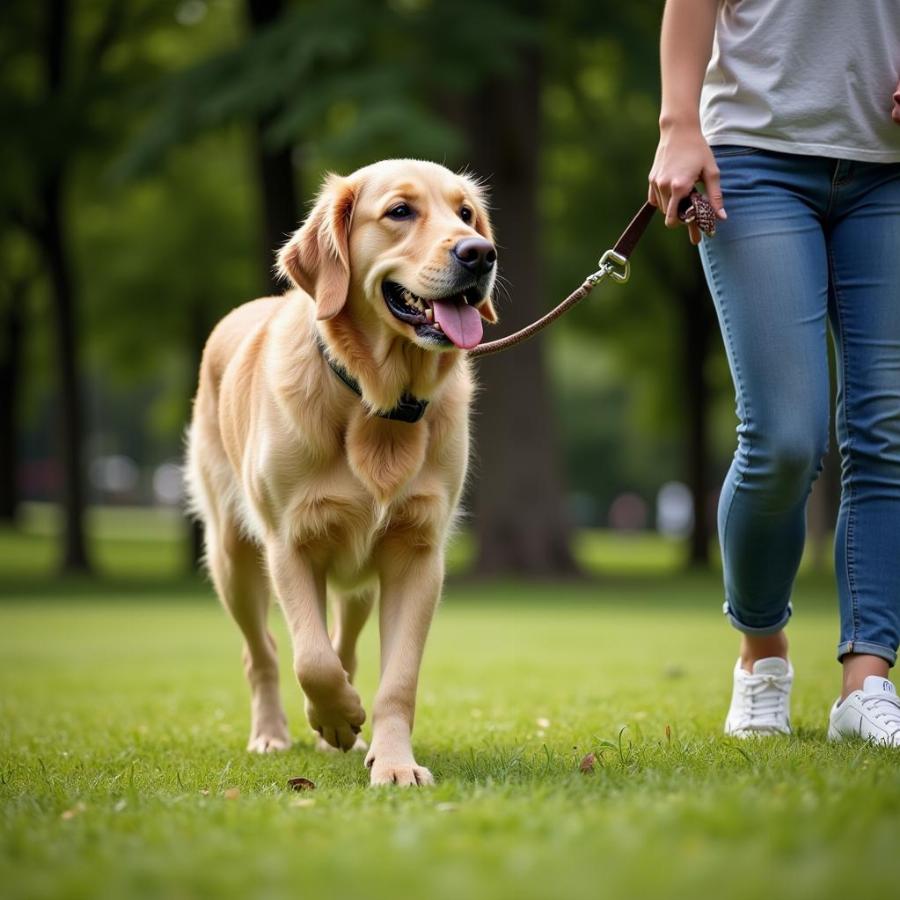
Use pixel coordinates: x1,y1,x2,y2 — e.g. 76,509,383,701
431,297,483,349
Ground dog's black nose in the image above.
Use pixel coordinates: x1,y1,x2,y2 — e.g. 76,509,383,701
451,237,496,277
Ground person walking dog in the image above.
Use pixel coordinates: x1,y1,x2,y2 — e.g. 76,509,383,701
648,0,900,743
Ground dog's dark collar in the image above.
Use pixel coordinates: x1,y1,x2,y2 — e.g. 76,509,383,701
315,334,429,424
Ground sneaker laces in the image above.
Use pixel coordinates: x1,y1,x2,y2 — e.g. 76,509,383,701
737,674,790,728
861,693,900,736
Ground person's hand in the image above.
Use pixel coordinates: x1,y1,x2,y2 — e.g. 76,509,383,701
648,122,726,245
892,79,900,125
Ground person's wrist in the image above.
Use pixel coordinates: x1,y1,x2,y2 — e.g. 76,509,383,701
658,111,702,133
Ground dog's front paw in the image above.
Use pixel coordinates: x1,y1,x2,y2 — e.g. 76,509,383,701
302,672,366,752
365,746,433,787
368,760,434,787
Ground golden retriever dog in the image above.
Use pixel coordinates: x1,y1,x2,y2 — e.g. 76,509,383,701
186,159,498,786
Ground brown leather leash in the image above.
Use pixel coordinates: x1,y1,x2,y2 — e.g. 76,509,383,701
469,191,718,358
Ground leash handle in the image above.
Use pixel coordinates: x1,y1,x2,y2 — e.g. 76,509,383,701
677,190,718,235
469,191,716,359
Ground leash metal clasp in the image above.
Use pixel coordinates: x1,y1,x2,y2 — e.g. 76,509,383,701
597,249,630,284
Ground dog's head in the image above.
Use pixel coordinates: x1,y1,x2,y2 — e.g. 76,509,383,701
278,159,498,351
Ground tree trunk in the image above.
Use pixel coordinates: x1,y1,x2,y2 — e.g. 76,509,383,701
0,293,24,523
460,48,578,576
679,256,714,567
42,0,91,572
42,173,91,572
246,0,299,293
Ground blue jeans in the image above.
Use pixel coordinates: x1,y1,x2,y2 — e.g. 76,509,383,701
699,147,900,666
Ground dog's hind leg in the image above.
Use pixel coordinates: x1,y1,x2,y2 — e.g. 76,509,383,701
315,586,376,753
331,586,376,684
206,523,291,753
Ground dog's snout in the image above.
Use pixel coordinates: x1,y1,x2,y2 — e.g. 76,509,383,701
451,238,496,277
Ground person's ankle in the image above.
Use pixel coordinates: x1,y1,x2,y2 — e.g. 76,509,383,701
740,631,789,673
840,653,890,700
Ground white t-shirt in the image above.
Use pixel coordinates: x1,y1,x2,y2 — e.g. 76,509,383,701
700,0,900,163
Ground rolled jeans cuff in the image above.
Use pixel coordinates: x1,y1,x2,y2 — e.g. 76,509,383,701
836,640,897,667
723,600,792,636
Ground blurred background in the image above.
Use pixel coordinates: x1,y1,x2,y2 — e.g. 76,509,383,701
0,0,840,585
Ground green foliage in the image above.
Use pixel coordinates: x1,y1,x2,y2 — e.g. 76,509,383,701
121,0,537,177
0,2,173,220
76,130,261,442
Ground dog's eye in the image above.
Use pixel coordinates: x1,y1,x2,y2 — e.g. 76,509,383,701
386,203,413,220
459,205,473,224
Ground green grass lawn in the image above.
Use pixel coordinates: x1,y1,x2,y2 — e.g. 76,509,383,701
2,515,898,900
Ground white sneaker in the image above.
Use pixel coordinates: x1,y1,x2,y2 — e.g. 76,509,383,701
828,676,900,746
724,657,793,737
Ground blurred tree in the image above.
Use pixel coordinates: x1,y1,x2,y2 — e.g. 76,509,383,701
0,0,248,571
245,0,299,292
0,0,96,570
1,0,256,571
46,0,89,569
0,204,40,524
452,45,579,575
77,131,260,569
121,0,474,188
0,271,28,524
541,7,723,566
0,0,176,570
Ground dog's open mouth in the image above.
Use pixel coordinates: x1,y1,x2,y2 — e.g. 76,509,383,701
382,281,484,350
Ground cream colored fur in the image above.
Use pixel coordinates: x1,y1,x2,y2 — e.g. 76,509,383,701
186,159,497,786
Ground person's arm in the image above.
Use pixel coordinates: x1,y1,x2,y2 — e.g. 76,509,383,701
648,0,726,245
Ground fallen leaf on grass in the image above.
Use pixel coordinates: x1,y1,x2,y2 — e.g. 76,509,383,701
223,787,240,800
287,777,316,792
579,753,596,774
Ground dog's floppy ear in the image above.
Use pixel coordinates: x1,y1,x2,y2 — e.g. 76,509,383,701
469,183,499,325
278,174,355,321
